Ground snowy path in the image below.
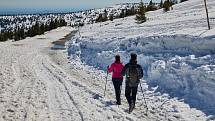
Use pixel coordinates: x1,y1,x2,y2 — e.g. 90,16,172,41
0,27,82,121
0,27,209,121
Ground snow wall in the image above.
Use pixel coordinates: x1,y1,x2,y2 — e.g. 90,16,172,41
67,35,215,115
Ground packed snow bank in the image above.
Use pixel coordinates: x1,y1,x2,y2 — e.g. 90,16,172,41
147,52,215,115
68,34,215,115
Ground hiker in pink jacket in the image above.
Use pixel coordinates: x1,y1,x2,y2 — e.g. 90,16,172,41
107,55,124,105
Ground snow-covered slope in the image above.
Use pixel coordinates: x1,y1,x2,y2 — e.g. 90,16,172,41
0,26,208,121
68,0,215,116
0,3,139,33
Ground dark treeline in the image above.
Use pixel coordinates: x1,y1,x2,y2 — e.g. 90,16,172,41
95,0,174,23
0,18,67,42
95,6,138,23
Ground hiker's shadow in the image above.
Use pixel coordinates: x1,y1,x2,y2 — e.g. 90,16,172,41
104,100,115,107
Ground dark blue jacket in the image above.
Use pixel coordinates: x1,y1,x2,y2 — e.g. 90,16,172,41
121,61,143,86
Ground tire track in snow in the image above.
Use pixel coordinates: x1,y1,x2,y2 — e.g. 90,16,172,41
34,54,84,121
0,27,74,121
1,51,49,121
40,56,86,121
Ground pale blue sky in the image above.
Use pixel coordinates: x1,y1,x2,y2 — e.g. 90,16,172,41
0,0,159,9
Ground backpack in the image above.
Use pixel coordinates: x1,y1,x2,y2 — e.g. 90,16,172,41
126,64,139,87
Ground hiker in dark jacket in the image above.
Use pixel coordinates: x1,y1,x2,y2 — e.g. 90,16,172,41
108,55,124,105
121,53,143,113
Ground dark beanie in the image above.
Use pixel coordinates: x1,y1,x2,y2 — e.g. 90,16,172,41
115,55,120,63
130,53,137,60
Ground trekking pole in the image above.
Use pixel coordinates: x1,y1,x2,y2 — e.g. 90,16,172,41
140,83,149,113
103,70,108,97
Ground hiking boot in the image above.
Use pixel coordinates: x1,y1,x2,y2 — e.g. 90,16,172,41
116,98,121,105
128,102,134,113
116,102,121,105
116,101,121,105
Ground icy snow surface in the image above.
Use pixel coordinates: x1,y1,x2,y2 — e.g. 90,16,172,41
68,0,215,117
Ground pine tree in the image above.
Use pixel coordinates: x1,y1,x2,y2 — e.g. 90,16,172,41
0,33,2,41
50,19,55,30
45,23,49,31
7,31,13,40
131,5,137,15
95,9,108,23
34,22,40,35
14,29,19,41
160,0,163,8
28,27,34,37
109,14,114,21
2,31,13,41
119,9,125,18
136,0,147,24
163,0,172,12
96,14,103,22
147,0,157,11
40,23,45,34
125,8,130,16
0,33,6,41
60,19,67,26
149,0,153,6
54,19,59,29
19,28,25,39
103,9,108,22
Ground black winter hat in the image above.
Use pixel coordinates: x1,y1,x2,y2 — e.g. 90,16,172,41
130,53,137,60
115,55,120,62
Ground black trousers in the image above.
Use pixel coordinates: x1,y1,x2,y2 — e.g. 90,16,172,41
112,78,123,103
125,84,138,107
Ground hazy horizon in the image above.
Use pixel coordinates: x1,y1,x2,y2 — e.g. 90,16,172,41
0,0,160,15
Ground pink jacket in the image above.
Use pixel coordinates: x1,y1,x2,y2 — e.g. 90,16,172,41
108,62,124,78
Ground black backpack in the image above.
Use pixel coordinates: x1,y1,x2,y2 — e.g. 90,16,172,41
126,64,139,87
